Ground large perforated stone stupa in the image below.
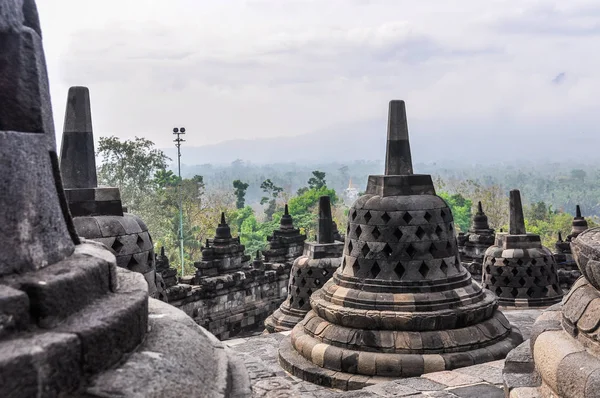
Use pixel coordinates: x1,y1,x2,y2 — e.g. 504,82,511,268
265,196,344,333
278,100,523,390
504,227,600,397
59,86,160,298
482,190,563,308
457,201,495,280
0,2,250,396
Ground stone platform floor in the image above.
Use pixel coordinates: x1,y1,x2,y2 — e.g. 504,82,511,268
226,308,541,397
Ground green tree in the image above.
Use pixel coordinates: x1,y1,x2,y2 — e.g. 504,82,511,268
438,192,472,233
260,179,284,221
97,136,169,212
233,180,250,209
308,170,327,190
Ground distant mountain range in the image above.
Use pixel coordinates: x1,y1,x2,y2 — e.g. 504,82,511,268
161,116,598,166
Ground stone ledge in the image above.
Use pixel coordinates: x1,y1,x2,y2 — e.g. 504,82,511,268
84,298,251,398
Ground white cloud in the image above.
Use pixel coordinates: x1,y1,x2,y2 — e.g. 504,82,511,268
35,0,600,150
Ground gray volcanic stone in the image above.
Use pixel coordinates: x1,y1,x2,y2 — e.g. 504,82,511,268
265,196,343,333
279,100,522,390
457,201,495,279
482,190,562,308
85,298,251,398
60,86,97,189
0,0,74,277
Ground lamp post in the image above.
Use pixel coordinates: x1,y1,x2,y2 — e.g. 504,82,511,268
173,127,186,277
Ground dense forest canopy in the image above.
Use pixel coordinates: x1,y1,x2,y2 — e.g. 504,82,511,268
97,136,599,275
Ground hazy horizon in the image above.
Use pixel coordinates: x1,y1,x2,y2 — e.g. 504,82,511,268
40,0,600,158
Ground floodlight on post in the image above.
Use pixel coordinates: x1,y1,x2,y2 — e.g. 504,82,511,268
173,127,186,277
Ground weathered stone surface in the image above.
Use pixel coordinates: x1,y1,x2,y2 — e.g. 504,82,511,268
85,299,251,398
59,86,96,189
457,201,495,279
263,205,307,264
280,100,522,389
482,190,562,308
265,196,344,333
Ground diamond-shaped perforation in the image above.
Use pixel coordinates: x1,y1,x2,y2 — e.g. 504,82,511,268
112,239,124,253
517,258,524,266
394,228,403,242
435,225,443,238
355,225,362,238
315,278,321,286
542,286,549,294
490,276,497,285
361,243,370,257
301,278,307,287
352,259,360,276
485,265,491,274
497,267,504,275
383,243,393,257
136,235,145,250
511,267,519,276
372,226,381,240
127,256,138,269
424,212,432,222
503,276,511,285
511,288,519,298
370,261,381,278
295,287,301,295
290,297,294,305
347,241,354,254
518,277,526,286
491,257,496,265
543,256,549,264
495,287,503,296
403,212,413,224
298,298,305,307
527,287,535,297
322,269,328,276
394,262,405,279
307,288,313,296
296,269,302,276
418,261,430,278
351,210,357,221
406,244,417,258
454,257,461,269
502,259,510,266
415,226,425,240
347,225,350,234
440,259,448,275
448,224,453,233
531,258,537,265
526,267,533,276
381,212,391,224
307,269,313,276
440,209,446,219
364,211,372,223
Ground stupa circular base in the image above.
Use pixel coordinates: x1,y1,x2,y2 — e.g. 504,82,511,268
264,306,305,333
497,294,563,309
280,326,522,390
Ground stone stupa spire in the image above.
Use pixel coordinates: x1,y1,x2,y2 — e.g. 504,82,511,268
509,189,526,235
59,86,97,189
385,100,413,175
317,196,334,244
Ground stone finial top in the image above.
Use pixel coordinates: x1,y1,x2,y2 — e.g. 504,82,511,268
472,200,490,231
60,86,97,189
509,190,526,235
558,231,563,242
570,204,589,238
385,100,413,176
215,212,232,239
317,196,334,244
280,204,294,230
161,246,165,256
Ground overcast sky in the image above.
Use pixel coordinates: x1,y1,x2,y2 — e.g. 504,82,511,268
38,0,600,149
